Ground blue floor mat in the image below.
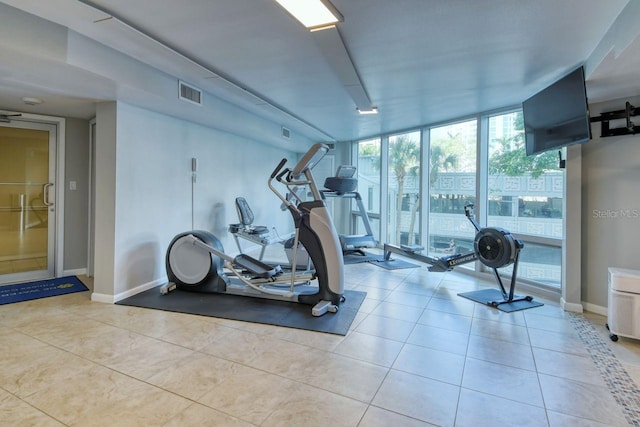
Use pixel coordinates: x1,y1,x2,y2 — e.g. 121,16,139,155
0,276,88,305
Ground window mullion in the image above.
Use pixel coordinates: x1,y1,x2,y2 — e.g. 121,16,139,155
380,135,389,245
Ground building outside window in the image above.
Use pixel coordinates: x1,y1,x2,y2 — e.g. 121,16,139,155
487,111,563,287
354,138,381,241
427,120,477,265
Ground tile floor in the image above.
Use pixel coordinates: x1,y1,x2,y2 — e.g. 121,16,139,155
1,260,640,426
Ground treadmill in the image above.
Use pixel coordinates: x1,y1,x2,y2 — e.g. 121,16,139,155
321,165,378,256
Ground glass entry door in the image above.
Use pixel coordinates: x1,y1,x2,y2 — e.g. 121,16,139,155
0,121,57,284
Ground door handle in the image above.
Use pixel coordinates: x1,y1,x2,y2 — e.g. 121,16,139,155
43,183,54,206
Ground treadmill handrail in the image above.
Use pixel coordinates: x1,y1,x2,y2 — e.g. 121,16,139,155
321,190,377,246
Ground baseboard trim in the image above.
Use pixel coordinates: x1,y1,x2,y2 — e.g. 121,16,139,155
561,299,607,316
561,298,584,313
582,301,607,316
91,278,165,304
91,292,114,304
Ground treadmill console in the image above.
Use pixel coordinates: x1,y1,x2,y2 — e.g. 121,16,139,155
324,165,357,194
335,165,356,178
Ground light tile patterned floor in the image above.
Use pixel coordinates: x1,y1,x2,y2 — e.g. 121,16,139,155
1,261,640,426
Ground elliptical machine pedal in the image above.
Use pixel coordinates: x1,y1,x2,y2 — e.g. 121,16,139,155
159,282,177,295
312,300,339,316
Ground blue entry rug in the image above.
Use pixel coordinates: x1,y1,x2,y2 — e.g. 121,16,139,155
0,276,88,305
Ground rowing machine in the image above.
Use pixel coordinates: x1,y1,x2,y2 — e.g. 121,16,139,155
383,204,535,309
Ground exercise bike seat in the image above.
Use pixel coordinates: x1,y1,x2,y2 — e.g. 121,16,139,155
235,197,269,235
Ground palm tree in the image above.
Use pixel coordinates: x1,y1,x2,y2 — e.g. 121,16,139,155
406,144,458,244
389,135,420,244
429,144,458,187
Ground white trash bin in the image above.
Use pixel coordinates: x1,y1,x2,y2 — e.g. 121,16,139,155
607,267,640,342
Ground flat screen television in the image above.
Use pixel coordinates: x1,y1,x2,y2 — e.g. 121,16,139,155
523,66,591,156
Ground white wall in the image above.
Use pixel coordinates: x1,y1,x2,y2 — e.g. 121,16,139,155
63,117,90,270
107,102,298,298
582,95,640,310
93,102,118,298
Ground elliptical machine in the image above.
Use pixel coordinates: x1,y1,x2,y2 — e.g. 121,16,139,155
164,143,345,317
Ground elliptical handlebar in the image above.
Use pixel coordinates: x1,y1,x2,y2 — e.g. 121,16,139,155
276,168,290,182
268,144,328,209
271,158,288,179
268,159,295,210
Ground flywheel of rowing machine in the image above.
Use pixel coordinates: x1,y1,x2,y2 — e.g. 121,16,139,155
473,227,519,269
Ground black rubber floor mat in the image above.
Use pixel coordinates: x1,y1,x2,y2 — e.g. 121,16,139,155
117,287,366,335
458,288,544,313
368,258,419,270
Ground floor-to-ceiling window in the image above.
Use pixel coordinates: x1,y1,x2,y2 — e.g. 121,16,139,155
428,120,477,266
387,131,421,246
354,138,381,242
351,108,565,291
487,111,563,287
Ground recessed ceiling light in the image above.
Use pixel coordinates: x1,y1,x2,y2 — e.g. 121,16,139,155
22,97,43,105
357,107,378,115
274,0,343,29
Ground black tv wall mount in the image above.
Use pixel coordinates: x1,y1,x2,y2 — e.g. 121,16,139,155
590,101,639,137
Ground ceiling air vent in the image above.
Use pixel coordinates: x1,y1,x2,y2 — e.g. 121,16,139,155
281,126,291,139
179,80,202,106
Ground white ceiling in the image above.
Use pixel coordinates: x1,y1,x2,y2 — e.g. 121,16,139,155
0,0,638,145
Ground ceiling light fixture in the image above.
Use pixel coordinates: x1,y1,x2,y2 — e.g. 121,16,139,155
357,107,378,115
275,0,376,115
274,0,343,30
